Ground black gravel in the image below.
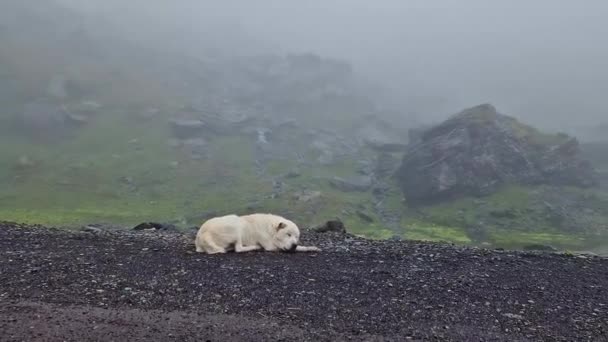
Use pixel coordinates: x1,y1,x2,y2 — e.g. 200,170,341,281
1,222,607,341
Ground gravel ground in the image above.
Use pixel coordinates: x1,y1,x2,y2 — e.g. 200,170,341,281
1,221,607,341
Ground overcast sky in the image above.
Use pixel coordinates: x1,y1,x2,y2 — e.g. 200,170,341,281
57,0,608,133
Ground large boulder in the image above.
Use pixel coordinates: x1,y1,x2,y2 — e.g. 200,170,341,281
169,118,206,139
396,104,597,204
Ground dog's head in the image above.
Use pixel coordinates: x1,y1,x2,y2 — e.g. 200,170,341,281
273,219,300,252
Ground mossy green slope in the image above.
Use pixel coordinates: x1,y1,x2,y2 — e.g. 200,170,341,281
1,110,607,252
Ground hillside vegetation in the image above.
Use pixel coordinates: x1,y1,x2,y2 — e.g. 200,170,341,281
1,0,607,253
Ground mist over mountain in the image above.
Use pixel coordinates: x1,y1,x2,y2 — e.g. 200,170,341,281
51,0,608,134
2,0,607,137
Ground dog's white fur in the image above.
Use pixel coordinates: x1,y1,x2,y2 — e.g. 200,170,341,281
194,213,321,254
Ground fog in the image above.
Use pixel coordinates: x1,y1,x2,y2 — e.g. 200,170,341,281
53,0,608,135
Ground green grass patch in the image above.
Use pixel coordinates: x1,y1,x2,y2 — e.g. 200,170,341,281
403,223,472,244
352,226,396,240
487,230,586,250
0,201,181,228
411,185,535,230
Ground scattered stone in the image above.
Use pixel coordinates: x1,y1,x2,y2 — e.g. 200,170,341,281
329,176,372,192
312,220,346,233
169,118,206,139
69,100,102,115
79,223,121,232
81,226,102,234
65,112,89,126
389,235,402,241
195,110,255,135
285,169,301,179
132,222,163,231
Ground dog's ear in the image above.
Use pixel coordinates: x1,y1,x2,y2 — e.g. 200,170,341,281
276,222,287,230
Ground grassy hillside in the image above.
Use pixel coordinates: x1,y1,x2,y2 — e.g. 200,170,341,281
1,110,386,236
1,0,607,254
2,109,608,253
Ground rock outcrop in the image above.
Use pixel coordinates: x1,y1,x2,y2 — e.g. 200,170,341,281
396,104,597,204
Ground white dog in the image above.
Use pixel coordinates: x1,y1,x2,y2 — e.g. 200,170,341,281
194,213,321,254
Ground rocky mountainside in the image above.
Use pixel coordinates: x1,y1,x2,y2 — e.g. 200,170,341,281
1,1,608,253
0,0,382,133
0,0,411,241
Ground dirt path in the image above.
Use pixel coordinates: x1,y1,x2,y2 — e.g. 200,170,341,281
1,222,607,341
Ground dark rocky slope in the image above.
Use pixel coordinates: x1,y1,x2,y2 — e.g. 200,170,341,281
1,222,607,341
